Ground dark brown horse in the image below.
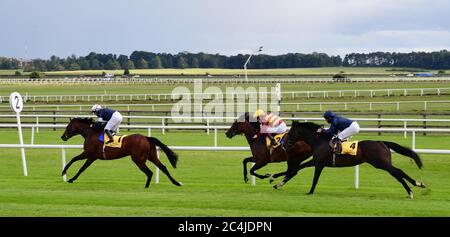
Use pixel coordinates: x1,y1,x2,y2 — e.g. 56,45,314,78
278,121,426,198
60,118,182,188
225,113,312,183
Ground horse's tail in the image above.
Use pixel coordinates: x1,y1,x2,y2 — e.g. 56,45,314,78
147,137,178,168
382,141,423,169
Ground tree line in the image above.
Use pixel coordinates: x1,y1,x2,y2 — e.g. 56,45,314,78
1,50,449,71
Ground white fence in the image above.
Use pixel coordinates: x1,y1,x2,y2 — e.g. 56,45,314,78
1,87,450,103
1,114,450,138
0,100,449,112
2,77,450,85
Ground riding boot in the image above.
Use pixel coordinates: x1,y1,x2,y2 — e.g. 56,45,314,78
105,129,114,144
268,134,277,146
334,138,342,157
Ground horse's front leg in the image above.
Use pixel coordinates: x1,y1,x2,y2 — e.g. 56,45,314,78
274,158,315,189
243,157,254,183
307,165,325,195
67,158,96,183
62,152,87,176
249,160,271,179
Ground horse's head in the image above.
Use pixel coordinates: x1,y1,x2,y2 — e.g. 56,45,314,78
61,118,94,141
283,121,323,150
225,112,260,139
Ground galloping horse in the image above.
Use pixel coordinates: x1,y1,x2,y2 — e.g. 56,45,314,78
278,121,426,198
60,118,182,188
225,113,312,183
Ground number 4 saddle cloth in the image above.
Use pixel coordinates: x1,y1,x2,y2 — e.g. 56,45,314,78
99,133,128,148
334,141,359,156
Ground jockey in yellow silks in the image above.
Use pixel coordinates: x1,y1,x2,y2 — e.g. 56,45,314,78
253,109,288,145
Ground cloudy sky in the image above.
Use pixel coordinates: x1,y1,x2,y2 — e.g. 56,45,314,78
1,0,449,59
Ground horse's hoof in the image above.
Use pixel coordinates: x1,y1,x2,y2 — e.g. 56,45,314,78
67,179,74,183
178,182,183,186
264,173,271,178
61,172,66,176
416,181,426,188
269,177,275,184
408,192,414,199
273,185,278,189
244,177,249,183
306,192,314,195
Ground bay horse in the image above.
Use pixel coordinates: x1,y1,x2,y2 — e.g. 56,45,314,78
225,113,312,183
277,121,426,198
60,118,182,188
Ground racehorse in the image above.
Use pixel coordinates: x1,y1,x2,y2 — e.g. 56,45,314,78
60,118,182,188
278,121,426,198
225,113,312,183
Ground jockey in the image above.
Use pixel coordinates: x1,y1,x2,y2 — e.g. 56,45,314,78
317,110,360,154
253,109,288,145
91,104,123,144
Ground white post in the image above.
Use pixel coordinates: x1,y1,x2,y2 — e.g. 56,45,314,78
36,117,39,133
155,150,160,184
412,131,416,150
10,92,27,176
162,118,165,134
214,128,218,147
276,83,281,114
355,165,359,189
404,121,407,138
148,128,152,137
17,112,27,176
31,127,35,144
251,162,256,186
62,148,67,182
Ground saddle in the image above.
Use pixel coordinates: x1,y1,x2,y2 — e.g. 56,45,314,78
99,133,127,148
331,140,359,156
266,133,287,149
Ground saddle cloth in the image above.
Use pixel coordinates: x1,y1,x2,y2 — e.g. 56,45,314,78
99,133,127,148
334,141,359,156
266,133,287,149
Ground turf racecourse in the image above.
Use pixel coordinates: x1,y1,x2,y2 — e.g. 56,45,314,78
0,129,449,217
1,79,450,217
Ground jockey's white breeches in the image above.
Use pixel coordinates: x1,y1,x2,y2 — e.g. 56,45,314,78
105,111,123,131
337,121,360,140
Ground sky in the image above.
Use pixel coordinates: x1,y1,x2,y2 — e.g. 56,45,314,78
1,0,450,59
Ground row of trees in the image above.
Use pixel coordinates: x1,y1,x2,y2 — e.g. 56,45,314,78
0,57,21,69
343,50,450,69
16,51,343,72
1,50,450,71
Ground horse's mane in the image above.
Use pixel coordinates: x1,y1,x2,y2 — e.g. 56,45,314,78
291,121,333,141
292,121,322,131
237,112,260,132
74,117,95,124
72,117,104,131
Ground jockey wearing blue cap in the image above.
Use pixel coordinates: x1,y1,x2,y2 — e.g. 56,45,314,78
317,110,360,154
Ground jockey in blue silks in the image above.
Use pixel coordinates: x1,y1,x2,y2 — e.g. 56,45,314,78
91,104,123,144
317,110,360,154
